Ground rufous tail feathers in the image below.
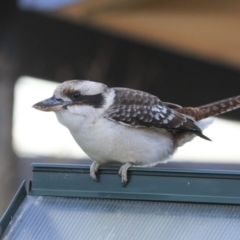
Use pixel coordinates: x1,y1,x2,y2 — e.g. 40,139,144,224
176,96,240,121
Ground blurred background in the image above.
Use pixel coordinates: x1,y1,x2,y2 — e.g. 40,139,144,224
1,0,240,215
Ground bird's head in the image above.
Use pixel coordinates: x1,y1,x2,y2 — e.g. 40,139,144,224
33,80,109,112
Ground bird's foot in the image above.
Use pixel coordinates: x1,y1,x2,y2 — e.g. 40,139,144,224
118,163,132,185
90,162,101,181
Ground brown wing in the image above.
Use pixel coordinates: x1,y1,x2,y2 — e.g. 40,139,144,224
105,88,209,139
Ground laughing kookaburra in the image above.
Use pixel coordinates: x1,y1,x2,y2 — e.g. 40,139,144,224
33,80,240,184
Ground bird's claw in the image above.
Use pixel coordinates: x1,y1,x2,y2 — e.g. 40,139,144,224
118,163,132,186
90,162,101,181
90,162,132,185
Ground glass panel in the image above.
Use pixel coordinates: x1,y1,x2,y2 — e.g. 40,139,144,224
3,196,240,240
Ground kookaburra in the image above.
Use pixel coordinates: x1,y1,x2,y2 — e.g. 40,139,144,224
33,80,240,184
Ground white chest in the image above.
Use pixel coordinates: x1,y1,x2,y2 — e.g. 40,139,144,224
56,109,174,166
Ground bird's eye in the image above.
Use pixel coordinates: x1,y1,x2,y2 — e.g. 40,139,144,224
72,91,81,100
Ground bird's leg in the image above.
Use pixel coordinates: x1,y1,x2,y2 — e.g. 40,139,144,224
118,163,132,185
90,161,101,181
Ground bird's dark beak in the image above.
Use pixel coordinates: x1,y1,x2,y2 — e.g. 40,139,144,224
33,96,66,112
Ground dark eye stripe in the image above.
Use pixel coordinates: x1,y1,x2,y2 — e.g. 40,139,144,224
81,93,105,108
66,93,105,108
63,86,105,108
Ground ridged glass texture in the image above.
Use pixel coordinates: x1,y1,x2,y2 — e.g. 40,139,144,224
3,196,240,240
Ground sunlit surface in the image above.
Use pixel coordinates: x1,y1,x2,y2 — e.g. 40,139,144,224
13,76,240,163
13,76,89,159
173,119,240,162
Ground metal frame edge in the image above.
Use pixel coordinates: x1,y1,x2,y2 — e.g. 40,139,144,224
0,181,27,238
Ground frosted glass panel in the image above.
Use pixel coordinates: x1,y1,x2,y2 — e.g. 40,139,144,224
3,196,240,240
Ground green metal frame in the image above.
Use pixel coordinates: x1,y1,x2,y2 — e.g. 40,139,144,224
1,163,240,237
29,163,240,204
0,181,27,238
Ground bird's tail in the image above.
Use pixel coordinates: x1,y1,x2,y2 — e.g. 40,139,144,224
176,95,240,121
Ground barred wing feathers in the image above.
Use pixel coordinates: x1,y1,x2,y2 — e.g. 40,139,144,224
104,88,210,140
